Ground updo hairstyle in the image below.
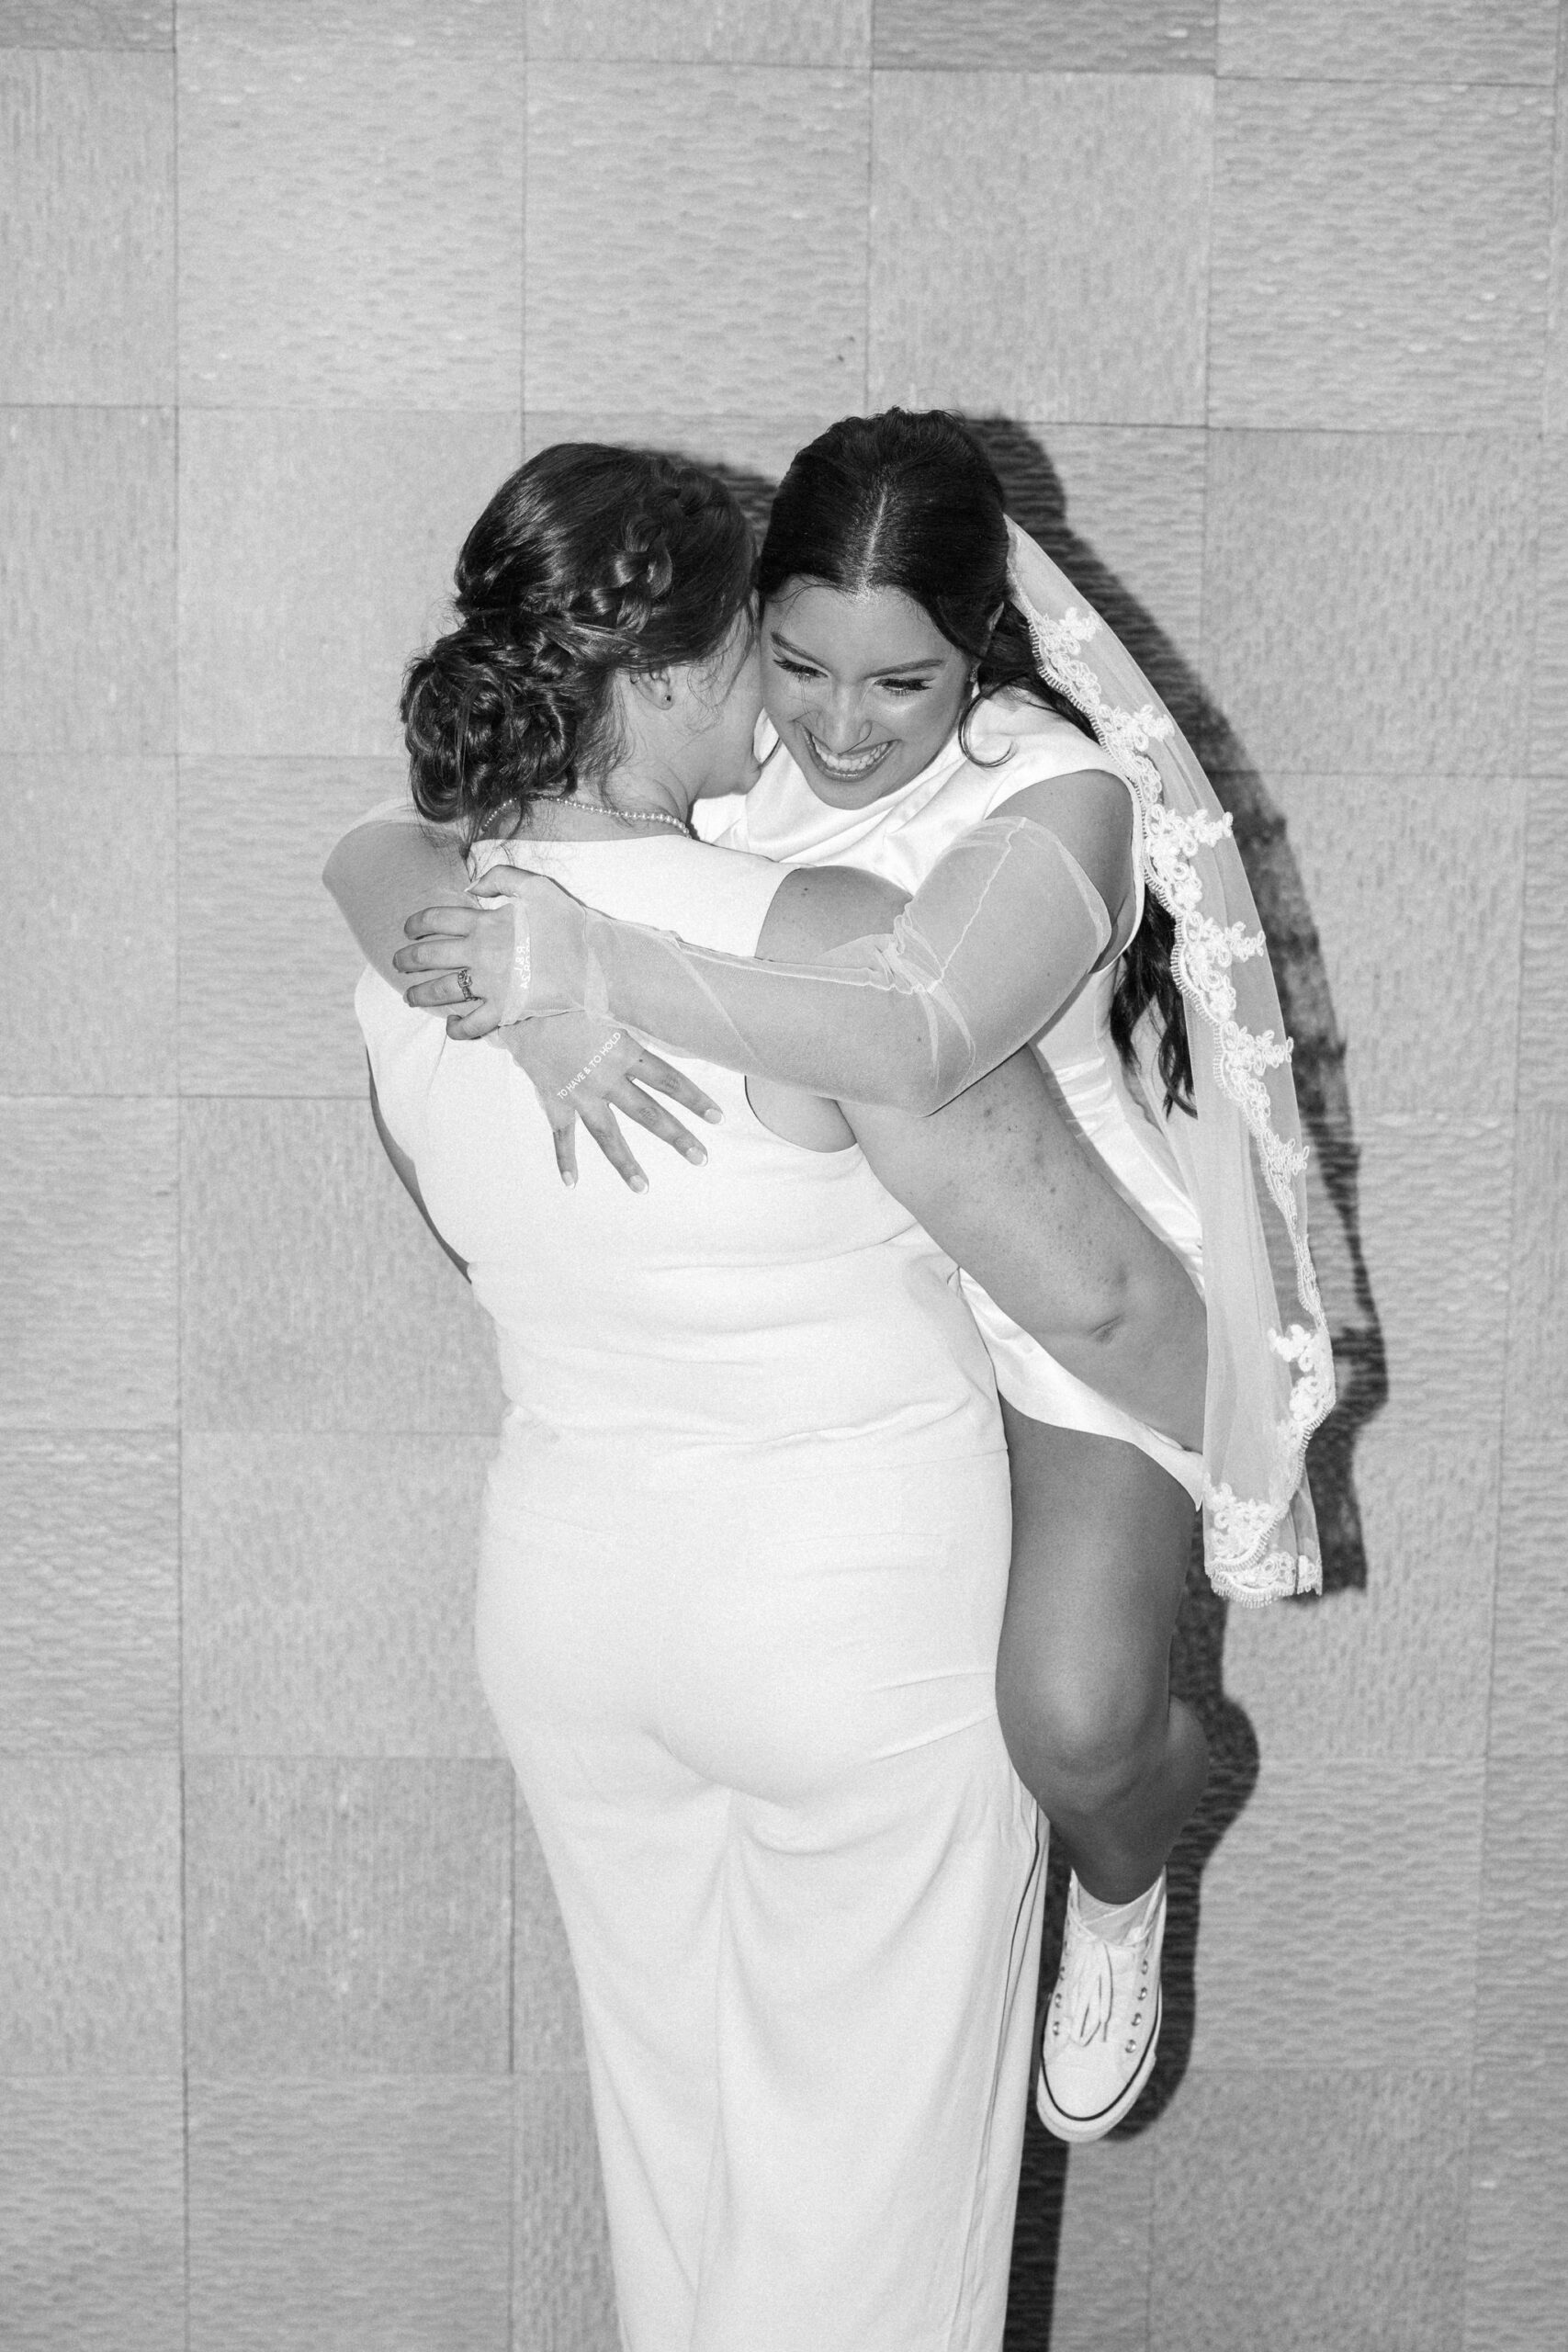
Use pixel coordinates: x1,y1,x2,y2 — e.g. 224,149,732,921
401,443,755,844
756,409,1192,1112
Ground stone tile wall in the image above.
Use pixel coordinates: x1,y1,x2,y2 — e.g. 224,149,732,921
1,2,1562,2345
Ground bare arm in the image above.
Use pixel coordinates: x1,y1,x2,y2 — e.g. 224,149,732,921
757,865,1204,1450
367,1059,469,1282
325,813,471,985
852,1070,1203,1449
397,769,1137,1115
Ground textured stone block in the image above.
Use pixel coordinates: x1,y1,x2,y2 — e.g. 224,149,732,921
178,757,401,1094
1497,1109,1568,1443
1546,100,1568,435
1529,439,1568,775
0,0,170,42
181,0,518,45
520,410,842,530
0,1757,182,2070
1463,2064,1568,2352
869,72,1212,424
514,2071,618,2352
177,12,521,410
178,408,519,757
1050,2132,1153,2352
513,1801,587,2070
0,406,175,753
1492,1425,1568,1759
1518,778,1568,1104
1210,82,1553,432
1473,1758,1568,2073
1216,0,1561,81
1010,424,1208,676
875,0,1216,69
1490,1109,1568,1756
1222,1471,1495,1767
0,758,175,1096
0,2081,185,2352
1269,773,1525,1124
0,1098,177,1429
0,1433,178,1751
180,1097,502,1431
1226,1114,1510,1761
528,0,869,60
1202,432,1535,775
182,1430,500,1757
1189,1760,1483,2067
522,410,820,470
185,1757,513,2074
1149,2070,1470,2351
525,65,868,416
187,2077,512,2352
0,51,173,404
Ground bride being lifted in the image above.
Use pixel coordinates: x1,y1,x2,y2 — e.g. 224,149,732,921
340,408,1333,2143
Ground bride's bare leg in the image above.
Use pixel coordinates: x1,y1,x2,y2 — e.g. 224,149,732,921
995,1403,1205,1902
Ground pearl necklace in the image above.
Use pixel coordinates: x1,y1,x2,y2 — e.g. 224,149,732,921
574,796,692,838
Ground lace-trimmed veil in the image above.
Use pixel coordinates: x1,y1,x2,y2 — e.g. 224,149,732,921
1004,520,1334,1603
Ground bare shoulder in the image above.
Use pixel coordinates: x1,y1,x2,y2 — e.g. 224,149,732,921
757,865,909,962
322,807,468,891
993,763,1132,842
993,759,1132,880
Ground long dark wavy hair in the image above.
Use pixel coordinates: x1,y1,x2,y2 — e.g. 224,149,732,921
756,409,1193,1114
401,444,755,847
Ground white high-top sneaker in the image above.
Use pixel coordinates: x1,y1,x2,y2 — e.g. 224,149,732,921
1036,1872,1165,2143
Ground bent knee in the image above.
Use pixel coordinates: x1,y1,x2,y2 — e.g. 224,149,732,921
996,1641,1167,1807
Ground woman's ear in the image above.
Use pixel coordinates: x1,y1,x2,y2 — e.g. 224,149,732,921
627,666,677,710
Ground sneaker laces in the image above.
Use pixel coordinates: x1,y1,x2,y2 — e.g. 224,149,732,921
1058,1922,1117,2046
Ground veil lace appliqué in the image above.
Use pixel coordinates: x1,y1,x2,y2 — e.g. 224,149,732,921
1008,523,1335,1603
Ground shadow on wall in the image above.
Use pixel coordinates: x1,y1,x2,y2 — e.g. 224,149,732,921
700,419,1389,2349
969,418,1390,2349
968,417,1389,1604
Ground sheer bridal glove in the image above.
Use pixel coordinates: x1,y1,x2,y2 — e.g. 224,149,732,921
401,817,1113,1115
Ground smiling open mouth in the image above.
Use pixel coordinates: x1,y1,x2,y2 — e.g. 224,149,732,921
802,729,894,782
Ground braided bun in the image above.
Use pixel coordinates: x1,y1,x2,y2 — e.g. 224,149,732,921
402,445,753,844
587,514,676,639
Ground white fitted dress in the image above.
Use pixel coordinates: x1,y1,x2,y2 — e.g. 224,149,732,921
698,695,1207,1501
357,831,1043,2352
